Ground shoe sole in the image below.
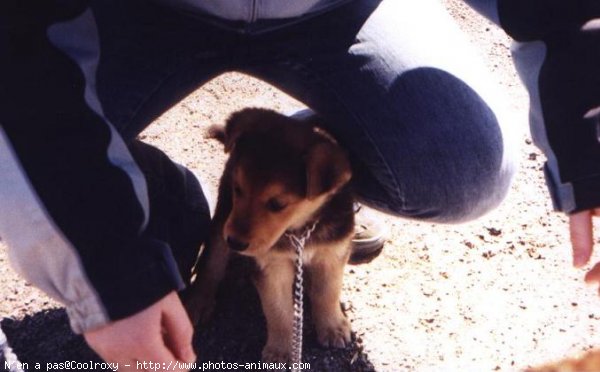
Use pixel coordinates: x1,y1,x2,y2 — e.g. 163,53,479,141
349,239,385,265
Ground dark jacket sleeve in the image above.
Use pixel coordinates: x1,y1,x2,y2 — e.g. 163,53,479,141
478,0,600,213
0,1,183,333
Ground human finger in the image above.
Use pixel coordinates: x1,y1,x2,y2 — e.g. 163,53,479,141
584,261,600,284
569,210,594,267
161,294,196,363
139,334,190,372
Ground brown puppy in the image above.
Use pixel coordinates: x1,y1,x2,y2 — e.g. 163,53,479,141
185,108,354,361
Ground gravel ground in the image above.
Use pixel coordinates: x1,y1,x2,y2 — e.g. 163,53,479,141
2,1,600,371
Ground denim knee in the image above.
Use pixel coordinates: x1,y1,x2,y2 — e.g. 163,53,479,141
390,151,516,224
353,69,518,223
362,131,516,224
361,158,516,224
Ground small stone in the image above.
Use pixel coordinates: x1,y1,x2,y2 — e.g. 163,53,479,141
486,227,502,236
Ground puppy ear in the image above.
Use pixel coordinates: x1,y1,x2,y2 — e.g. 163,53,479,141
305,141,352,199
222,108,276,153
206,124,226,145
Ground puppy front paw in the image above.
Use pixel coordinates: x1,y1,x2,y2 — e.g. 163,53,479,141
316,315,352,348
261,343,292,364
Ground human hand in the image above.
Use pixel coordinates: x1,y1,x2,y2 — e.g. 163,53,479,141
84,291,196,372
569,209,600,287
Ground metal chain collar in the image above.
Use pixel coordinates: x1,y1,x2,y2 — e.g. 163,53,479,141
284,220,318,372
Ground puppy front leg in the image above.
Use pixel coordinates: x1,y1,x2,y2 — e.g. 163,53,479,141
183,223,230,326
254,257,295,363
307,240,352,348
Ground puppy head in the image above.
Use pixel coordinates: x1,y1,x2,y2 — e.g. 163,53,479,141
213,108,351,256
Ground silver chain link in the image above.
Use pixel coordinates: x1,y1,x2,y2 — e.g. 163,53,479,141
284,221,318,372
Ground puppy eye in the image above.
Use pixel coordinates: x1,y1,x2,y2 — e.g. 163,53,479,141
266,198,287,212
233,184,243,197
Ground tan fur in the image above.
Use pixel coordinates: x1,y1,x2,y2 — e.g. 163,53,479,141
305,237,352,348
223,169,334,257
184,108,354,362
527,349,600,372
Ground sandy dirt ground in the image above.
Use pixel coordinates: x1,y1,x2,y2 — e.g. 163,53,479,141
2,1,600,371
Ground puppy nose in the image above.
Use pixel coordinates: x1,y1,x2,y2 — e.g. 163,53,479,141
226,236,249,251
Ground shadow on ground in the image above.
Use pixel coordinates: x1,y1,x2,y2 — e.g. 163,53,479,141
1,261,374,371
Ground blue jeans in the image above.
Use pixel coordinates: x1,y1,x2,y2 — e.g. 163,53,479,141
96,0,517,223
